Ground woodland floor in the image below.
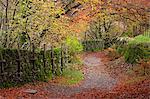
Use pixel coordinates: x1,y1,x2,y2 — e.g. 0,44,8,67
0,50,149,99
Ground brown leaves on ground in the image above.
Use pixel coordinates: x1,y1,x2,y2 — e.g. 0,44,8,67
0,82,51,99
0,79,149,98
70,79,150,99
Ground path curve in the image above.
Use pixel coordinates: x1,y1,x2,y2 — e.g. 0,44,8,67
45,52,118,97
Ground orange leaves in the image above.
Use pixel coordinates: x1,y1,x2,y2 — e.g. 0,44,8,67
70,79,150,98
0,81,53,99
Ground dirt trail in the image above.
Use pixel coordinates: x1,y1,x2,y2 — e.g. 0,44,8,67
44,52,118,97
81,52,117,90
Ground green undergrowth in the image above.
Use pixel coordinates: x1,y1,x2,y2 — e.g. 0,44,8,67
129,35,150,44
62,68,84,85
0,82,18,88
125,35,150,64
116,35,150,64
0,67,84,88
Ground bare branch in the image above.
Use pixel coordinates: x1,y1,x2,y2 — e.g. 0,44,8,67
0,0,6,7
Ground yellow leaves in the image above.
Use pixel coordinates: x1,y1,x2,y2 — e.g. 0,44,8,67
76,0,89,3
77,0,100,4
93,0,99,3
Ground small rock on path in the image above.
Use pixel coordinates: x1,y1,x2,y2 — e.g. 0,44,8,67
24,89,37,94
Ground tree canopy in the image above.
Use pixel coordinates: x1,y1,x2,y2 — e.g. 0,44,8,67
0,0,149,48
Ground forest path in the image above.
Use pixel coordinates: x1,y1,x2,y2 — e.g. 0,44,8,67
44,51,118,97
0,51,148,99
0,51,120,99
81,52,117,90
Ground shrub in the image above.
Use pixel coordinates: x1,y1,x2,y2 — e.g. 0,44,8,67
124,43,149,64
123,35,150,64
82,40,104,51
116,45,127,55
129,35,150,44
116,37,130,55
65,36,83,54
143,29,150,38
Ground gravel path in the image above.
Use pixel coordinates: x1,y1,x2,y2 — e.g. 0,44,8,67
82,55,117,90
45,52,118,97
